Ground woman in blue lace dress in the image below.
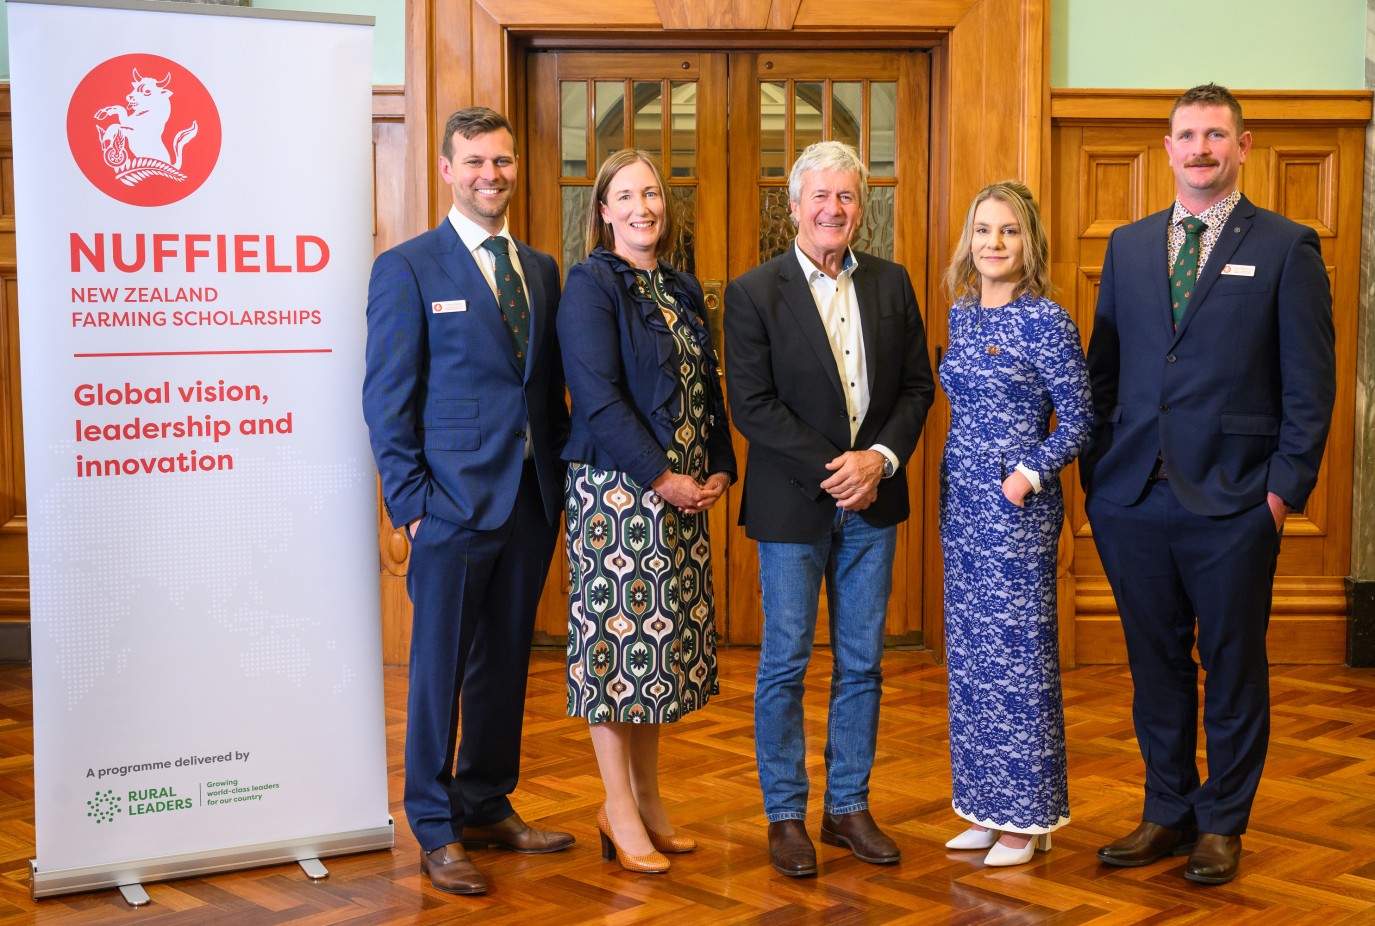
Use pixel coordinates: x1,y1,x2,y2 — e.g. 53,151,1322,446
938,180,1092,867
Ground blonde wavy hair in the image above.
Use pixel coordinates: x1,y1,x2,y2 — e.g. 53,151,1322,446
943,180,1051,303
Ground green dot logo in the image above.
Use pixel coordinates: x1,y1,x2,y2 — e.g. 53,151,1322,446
86,788,122,824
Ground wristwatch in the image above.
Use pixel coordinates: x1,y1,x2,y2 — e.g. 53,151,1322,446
881,457,896,479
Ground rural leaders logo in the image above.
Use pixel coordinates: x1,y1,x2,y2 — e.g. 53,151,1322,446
86,788,122,824
66,53,221,207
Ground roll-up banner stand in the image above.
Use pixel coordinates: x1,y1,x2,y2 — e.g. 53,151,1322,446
9,0,392,899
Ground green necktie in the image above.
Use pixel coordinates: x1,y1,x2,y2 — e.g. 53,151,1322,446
1170,217,1206,328
480,236,530,361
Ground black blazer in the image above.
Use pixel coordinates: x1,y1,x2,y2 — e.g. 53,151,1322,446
725,247,935,542
1081,195,1335,516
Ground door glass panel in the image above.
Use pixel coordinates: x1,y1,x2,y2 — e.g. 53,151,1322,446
560,81,588,178
669,80,697,178
869,81,897,177
595,80,625,167
668,186,696,275
793,81,823,161
854,186,894,259
832,82,862,152
758,186,795,263
633,80,663,160
561,185,593,276
760,81,787,178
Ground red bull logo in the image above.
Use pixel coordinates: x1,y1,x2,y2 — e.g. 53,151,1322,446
66,53,222,207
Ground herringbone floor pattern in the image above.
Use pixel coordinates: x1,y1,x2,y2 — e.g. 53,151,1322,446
2,649,1375,923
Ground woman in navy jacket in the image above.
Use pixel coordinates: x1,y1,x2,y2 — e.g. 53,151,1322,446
559,149,735,873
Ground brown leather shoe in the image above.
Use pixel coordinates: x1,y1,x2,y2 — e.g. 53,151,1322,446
420,843,487,895
1184,833,1242,885
768,820,817,877
820,809,900,864
462,811,575,854
1097,821,1198,867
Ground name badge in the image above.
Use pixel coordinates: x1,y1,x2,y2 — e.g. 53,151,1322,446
1220,264,1255,277
432,300,467,313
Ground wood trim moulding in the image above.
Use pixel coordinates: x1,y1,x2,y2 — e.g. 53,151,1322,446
653,0,790,30
1075,574,1349,616
1051,89,1373,125
372,85,405,120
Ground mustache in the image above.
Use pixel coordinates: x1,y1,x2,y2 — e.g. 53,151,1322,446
1184,158,1219,168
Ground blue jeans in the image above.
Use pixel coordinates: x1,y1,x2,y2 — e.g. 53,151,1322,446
755,509,897,821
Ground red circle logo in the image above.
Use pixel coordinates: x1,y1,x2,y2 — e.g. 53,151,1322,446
66,54,222,207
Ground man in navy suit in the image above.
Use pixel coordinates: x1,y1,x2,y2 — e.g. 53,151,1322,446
363,107,572,895
1082,84,1335,886
725,141,935,877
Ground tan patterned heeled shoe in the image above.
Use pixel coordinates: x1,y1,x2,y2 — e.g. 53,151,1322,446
644,821,696,854
597,805,670,873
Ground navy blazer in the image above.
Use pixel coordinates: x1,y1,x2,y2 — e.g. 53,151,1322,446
1081,195,1335,516
725,247,935,542
362,220,569,532
558,247,736,488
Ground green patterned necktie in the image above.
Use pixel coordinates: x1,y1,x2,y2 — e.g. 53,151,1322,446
1170,217,1206,328
480,236,530,361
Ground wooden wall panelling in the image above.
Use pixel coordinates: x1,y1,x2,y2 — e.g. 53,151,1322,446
388,0,1048,664
0,84,28,661
1050,90,1371,666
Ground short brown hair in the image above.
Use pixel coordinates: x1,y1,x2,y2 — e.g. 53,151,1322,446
440,107,517,161
1169,83,1245,136
943,180,1051,303
583,149,678,261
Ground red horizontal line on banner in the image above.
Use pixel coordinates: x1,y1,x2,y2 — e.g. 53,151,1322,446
74,349,334,358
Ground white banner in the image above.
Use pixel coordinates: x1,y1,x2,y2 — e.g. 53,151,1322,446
9,0,391,896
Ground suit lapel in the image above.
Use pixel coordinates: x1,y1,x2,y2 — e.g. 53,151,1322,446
433,221,519,375
1141,209,1176,338
514,238,542,383
852,257,882,393
1173,196,1254,342
777,253,845,400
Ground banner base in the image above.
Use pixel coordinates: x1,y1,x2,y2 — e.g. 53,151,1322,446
30,820,394,899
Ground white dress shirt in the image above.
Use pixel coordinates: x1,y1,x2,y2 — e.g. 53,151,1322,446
793,245,899,476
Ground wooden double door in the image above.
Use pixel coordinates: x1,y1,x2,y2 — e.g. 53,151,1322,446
522,49,936,648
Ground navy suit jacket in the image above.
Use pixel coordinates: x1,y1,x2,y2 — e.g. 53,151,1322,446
725,247,935,542
1081,195,1335,516
558,247,736,488
362,219,569,533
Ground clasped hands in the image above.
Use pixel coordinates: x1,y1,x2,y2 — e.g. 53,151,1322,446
652,471,731,514
821,449,885,511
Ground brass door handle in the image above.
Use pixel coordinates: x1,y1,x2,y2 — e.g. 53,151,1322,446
702,279,724,354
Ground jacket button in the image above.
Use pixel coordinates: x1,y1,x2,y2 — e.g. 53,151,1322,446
1159,405,1170,414
1165,354,1176,363
515,430,526,439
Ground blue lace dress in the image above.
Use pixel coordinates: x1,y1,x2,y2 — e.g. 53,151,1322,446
938,292,1092,835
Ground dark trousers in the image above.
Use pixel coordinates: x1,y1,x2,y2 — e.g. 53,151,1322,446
1086,478,1281,835
403,461,556,852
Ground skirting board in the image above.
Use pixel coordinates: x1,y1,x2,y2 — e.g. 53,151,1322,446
30,820,394,899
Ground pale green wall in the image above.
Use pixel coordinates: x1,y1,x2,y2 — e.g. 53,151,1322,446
0,1,1362,90
1051,0,1366,89
251,0,404,85
0,0,403,84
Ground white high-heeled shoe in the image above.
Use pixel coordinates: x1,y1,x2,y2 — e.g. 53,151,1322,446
983,833,1051,867
945,827,999,850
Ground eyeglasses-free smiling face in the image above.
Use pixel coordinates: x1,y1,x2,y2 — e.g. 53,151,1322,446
599,159,665,270
1164,103,1251,212
439,127,518,235
970,196,1024,303
790,167,863,270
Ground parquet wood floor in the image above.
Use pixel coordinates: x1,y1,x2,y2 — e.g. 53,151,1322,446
2,649,1375,924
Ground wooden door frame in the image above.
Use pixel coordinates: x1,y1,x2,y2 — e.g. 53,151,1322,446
386,0,1052,662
